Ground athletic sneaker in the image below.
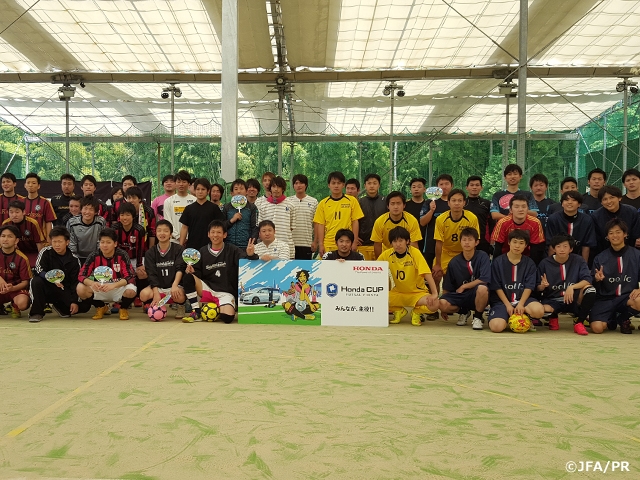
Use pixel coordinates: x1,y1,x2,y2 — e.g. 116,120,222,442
531,318,543,327
11,306,21,318
43,304,53,314
175,304,186,319
134,298,143,308
425,313,439,321
182,311,203,323
51,304,71,318
573,323,588,336
391,308,407,324
456,312,470,326
548,317,559,330
472,318,484,330
411,311,422,326
119,308,129,321
92,306,109,320
620,319,633,334
28,314,42,323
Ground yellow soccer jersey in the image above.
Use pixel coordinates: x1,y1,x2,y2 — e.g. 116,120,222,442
377,245,431,293
313,195,364,249
434,210,480,257
370,212,422,250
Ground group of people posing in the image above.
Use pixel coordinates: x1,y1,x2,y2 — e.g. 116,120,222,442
1,163,639,334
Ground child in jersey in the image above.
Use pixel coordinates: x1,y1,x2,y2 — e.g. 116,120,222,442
488,229,544,333
0,225,31,318
3,200,46,267
76,228,137,320
590,219,640,334
322,229,365,261
246,220,290,261
545,191,596,263
537,233,595,335
313,171,364,257
112,202,148,302
182,220,248,323
23,173,57,237
438,227,490,331
377,226,439,326
139,220,187,319
432,188,480,283
29,226,91,322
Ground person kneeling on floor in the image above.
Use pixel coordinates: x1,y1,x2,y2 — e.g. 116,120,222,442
377,226,439,326
0,225,31,318
29,226,91,322
76,228,137,320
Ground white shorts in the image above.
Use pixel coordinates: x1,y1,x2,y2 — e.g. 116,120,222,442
201,283,236,308
93,284,137,303
156,286,184,301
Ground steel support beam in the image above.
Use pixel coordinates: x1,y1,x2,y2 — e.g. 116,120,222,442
2,67,638,84
517,0,528,170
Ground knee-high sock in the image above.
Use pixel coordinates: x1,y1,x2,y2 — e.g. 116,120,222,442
182,273,200,311
577,287,596,323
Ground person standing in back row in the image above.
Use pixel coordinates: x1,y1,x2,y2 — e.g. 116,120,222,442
490,164,538,220
464,175,492,255
357,174,386,261
404,178,428,254
163,170,195,243
289,174,318,260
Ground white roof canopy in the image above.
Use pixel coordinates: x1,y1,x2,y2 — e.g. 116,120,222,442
0,0,639,138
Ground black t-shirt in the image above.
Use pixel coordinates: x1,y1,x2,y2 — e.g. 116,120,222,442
322,250,364,261
534,197,556,229
621,195,640,212
581,193,601,215
425,198,450,255
179,201,225,250
404,199,427,251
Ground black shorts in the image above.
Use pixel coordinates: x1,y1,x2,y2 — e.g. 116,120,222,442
590,295,637,324
541,297,579,316
440,287,478,313
488,298,537,322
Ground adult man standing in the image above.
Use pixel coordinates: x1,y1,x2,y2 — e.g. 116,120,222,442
289,174,318,260
151,174,175,220
404,177,427,254
51,173,77,226
581,168,606,215
163,170,196,243
357,174,386,261
464,175,492,255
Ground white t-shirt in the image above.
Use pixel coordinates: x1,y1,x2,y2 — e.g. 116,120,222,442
288,194,318,248
254,239,291,260
163,193,196,240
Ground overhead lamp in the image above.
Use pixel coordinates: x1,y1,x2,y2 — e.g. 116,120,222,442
57,84,76,101
631,86,639,95
498,81,517,96
174,87,182,98
382,87,391,96
616,82,626,93
397,90,405,97
276,76,286,86
79,82,85,89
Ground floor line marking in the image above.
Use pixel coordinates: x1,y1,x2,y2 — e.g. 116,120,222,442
3,322,181,439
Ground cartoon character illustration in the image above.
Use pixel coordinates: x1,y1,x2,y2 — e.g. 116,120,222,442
283,269,320,321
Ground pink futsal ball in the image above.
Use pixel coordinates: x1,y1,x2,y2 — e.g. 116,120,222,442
148,305,167,321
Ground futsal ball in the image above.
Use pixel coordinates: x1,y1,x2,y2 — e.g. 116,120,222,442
200,302,220,322
148,305,167,321
508,313,531,333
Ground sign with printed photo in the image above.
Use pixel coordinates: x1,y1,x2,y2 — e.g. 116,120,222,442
238,260,322,325
238,260,388,327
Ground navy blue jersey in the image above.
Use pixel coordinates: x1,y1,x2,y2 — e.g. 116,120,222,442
591,204,640,254
442,250,491,292
490,190,538,216
545,210,597,252
581,194,601,215
592,246,640,297
537,254,592,300
490,254,539,305
534,198,556,229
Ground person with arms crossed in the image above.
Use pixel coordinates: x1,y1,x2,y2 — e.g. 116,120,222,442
537,233,595,335
313,171,364,257
358,173,386,261
438,227,490,330
378,226,439,326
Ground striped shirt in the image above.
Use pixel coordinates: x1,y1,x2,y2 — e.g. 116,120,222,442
257,197,296,259
112,222,147,268
288,195,318,247
253,239,291,260
78,248,136,285
24,195,57,233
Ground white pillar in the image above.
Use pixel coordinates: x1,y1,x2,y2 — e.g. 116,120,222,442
221,0,238,182
517,0,528,170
